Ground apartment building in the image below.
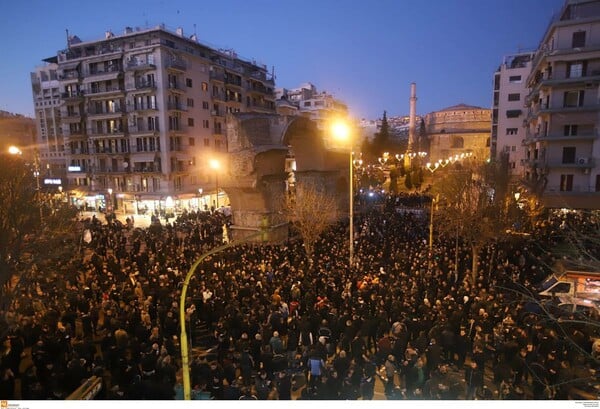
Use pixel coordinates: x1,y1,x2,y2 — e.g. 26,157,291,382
491,52,535,181
523,0,600,209
30,63,65,184
32,25,275,213
275,83,348,146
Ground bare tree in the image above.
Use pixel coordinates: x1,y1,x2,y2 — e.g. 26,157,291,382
433,167,503,283
282,181,338,263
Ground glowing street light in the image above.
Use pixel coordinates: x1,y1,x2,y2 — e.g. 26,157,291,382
209,159,221,209
332,120,354,266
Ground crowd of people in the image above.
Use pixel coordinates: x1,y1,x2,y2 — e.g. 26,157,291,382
0,193,599,400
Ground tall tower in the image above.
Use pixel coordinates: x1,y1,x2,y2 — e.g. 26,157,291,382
405,82,417,169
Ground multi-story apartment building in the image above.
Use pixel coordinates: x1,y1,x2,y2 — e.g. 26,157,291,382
32,25,275,213
275,83,348,144
491,52,535,181
30,63,65,184
523,0,600,209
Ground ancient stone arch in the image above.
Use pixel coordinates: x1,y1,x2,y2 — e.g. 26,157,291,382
221,113,347,242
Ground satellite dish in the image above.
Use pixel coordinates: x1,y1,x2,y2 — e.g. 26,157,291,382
123,162,129,168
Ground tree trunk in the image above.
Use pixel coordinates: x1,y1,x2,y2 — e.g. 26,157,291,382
471,243,480,284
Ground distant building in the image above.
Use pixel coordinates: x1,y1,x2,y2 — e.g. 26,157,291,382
491,52,535,181
31,25,276,213
275,82,348,143
523,0,600,209
425,104,492,164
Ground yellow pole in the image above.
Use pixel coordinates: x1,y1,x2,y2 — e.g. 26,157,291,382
179,229,267,399
349,151,353,266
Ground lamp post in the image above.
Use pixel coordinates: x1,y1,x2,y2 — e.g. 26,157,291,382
209,159,220,210
332,120,353,266
107,188,113,213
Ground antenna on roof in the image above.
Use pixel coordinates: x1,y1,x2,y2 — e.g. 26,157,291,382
66,29,70,48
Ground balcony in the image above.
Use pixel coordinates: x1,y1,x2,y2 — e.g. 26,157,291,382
546,158,595,169
128,125,160,135
85,65,122,77
125,61,156,72
88,128,125,137
88,107,126,117
166,59,187,71
540,103,600,114
134,79,156,90
61,91,85,100
132,165,161,173
130,103,158,112
59,71,81,81
167,82,185,93
167,102,187,111
210,71,225,82
86,86,125,96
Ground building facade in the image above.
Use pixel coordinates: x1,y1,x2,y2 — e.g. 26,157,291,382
32,25,276,214
492,52,535,180
275,83,348,146
523,0,600,209
425,104,492,164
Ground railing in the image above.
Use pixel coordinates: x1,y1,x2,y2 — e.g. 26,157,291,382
86,86,124,95
167,59,187,71
167,102,187,111
85,66,121,77
61,91,85,98
135,80,156,89
88,107,126,115
126,61,156,71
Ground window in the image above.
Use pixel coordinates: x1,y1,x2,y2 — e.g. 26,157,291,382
304,101,311,107
560,174,574,191
186,78,193,87
215,139,221,149
187,98,194,107
564,125,578,136
506,110,522,118
572,31,586,48
562,146,576,164
508,93,520,101
567,61,585,78
188,118,194,127
202,120,210,129
563,90,584,107
509,75,522,83
201,82,208,91
202,101,209,110
189,138,195,146
451,136,464,149
204,138,210,147
511,146,516,152
506,128,518,135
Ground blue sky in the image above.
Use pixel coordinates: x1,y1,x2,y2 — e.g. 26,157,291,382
0,0,565,120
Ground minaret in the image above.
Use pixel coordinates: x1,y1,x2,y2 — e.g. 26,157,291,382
405,82,417,169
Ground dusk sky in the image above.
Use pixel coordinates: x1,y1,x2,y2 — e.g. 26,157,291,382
1,0,565,120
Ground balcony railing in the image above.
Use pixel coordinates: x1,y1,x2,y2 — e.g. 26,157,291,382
86,86,124,95
167,102,187,111
128,125,160,134
166,59,187,71
126,61,156,71
61,91,85,99
88,107,126,115
85,66,122,77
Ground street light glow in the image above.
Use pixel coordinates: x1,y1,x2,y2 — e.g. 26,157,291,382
331,121,350,141
209,158,220,170
8,146,22,155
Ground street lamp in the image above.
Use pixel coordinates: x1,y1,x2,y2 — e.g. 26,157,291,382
107,188,113,213
332,120,354,266
209,159,220,210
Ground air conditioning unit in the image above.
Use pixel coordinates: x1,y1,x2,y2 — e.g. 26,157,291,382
577,157,588,165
